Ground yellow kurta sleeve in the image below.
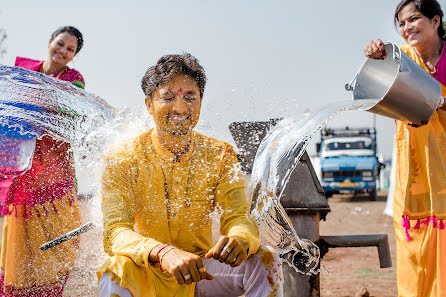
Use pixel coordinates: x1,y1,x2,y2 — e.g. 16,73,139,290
101,153,162,268
215,146,260,256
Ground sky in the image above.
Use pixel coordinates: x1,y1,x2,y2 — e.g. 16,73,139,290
2,0,442,161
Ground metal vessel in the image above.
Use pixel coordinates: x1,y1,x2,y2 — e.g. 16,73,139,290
346,42,443,126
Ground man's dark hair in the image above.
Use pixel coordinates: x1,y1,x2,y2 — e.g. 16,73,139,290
141,53,207,99
394,0,445,41
50,26,84,54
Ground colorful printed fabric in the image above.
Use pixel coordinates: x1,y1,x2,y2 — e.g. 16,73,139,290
0,56,84,296
393,45,446,296
97,129,260,297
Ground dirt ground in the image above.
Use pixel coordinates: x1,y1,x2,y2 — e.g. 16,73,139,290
0,190,397,297
319,191,397,297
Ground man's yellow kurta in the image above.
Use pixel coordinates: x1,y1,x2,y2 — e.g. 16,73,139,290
97,129,260,297
394,45,446,297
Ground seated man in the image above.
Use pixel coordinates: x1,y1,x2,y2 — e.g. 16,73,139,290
97,53,283,297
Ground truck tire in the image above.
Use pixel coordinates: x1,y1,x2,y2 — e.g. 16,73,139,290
369,189,377,201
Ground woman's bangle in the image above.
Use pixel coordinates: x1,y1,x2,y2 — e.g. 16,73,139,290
159,246,175,272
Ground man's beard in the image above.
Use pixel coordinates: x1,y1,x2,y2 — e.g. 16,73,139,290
163,126,191,136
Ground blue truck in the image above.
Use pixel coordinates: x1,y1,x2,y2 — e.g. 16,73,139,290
318,127,380,200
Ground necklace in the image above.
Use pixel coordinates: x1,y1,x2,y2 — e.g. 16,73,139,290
421,41,444,74
160,160,192,221
40,63,67,79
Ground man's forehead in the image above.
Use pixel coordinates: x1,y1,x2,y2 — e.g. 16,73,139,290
158,78,198,94
158,85,197,94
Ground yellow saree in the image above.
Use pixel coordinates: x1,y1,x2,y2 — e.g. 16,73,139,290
393,45,446,296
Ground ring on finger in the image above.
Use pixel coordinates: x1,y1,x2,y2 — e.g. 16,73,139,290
183,274,191,281
223,246,232,254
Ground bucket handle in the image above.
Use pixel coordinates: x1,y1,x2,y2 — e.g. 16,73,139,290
386,41,402,62
345,41,402,92
345,66,361,91
385,41,406,72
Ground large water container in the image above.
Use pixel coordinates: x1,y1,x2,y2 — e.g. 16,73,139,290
346,42,443,126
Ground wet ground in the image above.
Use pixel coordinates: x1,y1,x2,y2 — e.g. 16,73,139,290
320,191,397,297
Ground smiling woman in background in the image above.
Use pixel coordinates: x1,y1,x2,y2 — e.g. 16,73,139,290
0,26,85,296
365,0,446,296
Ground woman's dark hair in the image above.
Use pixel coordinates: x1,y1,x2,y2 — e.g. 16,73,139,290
50,26,84,54
394,0,446,41
141,53,207,99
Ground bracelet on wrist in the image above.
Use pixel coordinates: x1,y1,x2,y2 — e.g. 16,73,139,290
152,244,168,264
159,246,175,272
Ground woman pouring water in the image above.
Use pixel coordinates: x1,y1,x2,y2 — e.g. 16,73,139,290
365,0,446,295
0,26,85,296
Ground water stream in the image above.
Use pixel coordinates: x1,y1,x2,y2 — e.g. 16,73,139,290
0,65,380,291
248,99,379,274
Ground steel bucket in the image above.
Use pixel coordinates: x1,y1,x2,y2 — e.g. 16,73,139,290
345,42,443,126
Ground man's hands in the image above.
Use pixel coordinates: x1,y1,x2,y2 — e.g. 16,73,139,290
149,236,249,285
158,247,213,285
205,236,249,267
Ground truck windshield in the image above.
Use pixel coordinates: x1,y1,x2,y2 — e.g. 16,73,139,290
326,140,372,151
321,137,375,157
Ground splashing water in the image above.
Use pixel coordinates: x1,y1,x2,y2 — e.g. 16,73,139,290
0,64,381,291
249,99,379,275
0,65,154,180
0,65,154,295
0,65,115,139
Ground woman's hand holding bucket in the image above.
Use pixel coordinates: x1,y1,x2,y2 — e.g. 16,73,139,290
364,39,387,60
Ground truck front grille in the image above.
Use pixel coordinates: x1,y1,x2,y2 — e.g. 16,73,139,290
333,171,362,178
